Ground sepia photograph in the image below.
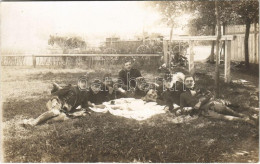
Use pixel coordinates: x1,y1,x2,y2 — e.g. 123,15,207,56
0,1,259,162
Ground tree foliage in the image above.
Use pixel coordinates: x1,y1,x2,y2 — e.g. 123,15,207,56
188,1,237,35
232,0,259,24
148,0,259,67
147,1,190,40
48,35,87,53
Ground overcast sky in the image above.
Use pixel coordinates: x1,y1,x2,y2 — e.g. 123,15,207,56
1,2,184,53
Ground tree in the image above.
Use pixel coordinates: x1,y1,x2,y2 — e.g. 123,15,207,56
189,1,216,63
189,1,234,63
48,35,87,54
48,35,87,68
215,0,221,98
147,1,190,41
232,0,259,68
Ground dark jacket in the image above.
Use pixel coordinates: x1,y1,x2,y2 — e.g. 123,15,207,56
118,68,141,89
156,82,184,110
87,84,111,105
180,88,212,109
180,89,198,108
51,85,88,112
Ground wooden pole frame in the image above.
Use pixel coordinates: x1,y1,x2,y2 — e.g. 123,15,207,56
163,35,234,83
224,40,231,83
163,40,169,67
189,40,194,75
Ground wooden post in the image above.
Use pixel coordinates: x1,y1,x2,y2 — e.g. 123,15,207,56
91,56,93,68
223,23,226,63
224,40,231,83
254,22,257,63
168,43,171,67
33,55,36,68
189,40,194,75
163,40,169,66
62,56,67,69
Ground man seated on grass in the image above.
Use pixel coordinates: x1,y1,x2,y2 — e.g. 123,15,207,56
177,75,257,125
117,60,142,97
21,75,90,127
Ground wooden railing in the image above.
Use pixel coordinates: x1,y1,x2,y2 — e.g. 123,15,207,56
1,54,162,69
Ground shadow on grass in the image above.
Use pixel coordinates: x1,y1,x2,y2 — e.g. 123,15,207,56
3,112,258,163
2,65,259,163
2,97,49,122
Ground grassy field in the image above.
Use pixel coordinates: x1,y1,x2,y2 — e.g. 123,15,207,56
1,63,259,162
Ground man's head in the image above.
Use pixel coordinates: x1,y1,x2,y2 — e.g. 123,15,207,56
103,73,114,87
184,75,195,89
77,75,88,90
136,77,149,91
91,79,102,94
164,79,173,89
124,61,132,71
142,89,158,102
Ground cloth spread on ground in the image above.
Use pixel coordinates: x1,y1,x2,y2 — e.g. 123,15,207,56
89,98,167,120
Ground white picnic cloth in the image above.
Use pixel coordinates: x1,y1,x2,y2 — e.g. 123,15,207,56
89,98,166,121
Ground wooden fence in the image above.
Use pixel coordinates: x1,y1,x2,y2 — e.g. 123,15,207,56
1,54,162,70
225,23,259,64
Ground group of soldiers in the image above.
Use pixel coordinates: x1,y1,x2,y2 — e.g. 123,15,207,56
22,60,258,127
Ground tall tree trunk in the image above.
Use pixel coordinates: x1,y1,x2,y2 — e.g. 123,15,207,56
209,25,216,63
214,1,221,98
244,20,251,68
254,21,257,64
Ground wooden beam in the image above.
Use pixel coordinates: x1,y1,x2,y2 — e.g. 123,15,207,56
163,40,169,66
189,40,194,75
224,40,231,83
36,54,161,57
167,35,235,41
32,55,36,68
254,22,257,63
1,54,161,57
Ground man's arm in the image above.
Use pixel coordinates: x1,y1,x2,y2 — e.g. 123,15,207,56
81,92,89,109
118,70,125,83
180,93,187,108
118,71,128,91
135,69,142,77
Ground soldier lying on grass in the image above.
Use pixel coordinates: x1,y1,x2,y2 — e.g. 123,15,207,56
176,75,258,125
87,78,117,109
21,75,91,127
156,72,185,111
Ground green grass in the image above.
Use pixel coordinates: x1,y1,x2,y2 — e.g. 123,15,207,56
1,64,259,162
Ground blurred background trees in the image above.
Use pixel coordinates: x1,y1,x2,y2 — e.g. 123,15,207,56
48,35,87,54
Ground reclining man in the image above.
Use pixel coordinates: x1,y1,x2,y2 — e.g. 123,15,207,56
138,72,185,113
178,75,257,125
158,72,185,111
87,78,115,108
22,75,90,126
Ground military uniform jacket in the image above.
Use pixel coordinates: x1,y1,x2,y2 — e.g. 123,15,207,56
51,85,88,112
118,68,141,88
